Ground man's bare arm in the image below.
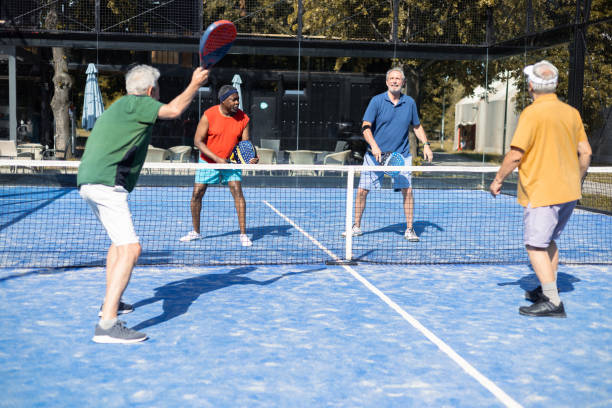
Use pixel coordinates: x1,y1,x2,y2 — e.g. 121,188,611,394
577,140,592,181
193,114,223,164
413,124,433,162
489,147,524,196
362,121,381,162
158,68,209,120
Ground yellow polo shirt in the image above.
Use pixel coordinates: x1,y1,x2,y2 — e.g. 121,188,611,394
510,94,587,207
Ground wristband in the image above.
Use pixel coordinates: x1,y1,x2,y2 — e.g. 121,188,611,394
423,142,430,146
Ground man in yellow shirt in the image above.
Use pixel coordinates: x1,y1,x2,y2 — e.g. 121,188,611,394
490,60,592,318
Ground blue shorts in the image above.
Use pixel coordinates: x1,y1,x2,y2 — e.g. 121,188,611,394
195,158,242,185
523,200,576,248
358,152,412,190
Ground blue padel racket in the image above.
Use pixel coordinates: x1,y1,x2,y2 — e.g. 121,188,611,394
378,152,405,177
229,140,257,164
199,20,237,68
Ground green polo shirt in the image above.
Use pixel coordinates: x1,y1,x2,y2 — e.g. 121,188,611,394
77,95,163,192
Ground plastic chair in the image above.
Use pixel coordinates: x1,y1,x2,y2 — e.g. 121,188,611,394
254,147,276,175
16,143,45,160
256,147,277,164
260,139,280,152
321,150,351,175
0,140,33,173
167,145,192,162
334,141,348,152
0,140,33,160
323,150,351,165
145,146,170,162
288,150,317,176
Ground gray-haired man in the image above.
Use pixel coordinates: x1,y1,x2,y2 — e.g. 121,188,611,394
347,67,433,242
490,60,592,317
78,65,209,342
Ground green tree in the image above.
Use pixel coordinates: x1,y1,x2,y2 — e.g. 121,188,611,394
31,0,609,159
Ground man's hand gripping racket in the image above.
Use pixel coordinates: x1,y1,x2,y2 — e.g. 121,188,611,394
378,152,405,177
229,141,259,164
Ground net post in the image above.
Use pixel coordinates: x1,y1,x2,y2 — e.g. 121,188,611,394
345,168,354,261
327,168,358,265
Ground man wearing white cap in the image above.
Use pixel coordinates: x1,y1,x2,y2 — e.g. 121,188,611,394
489,60,592,317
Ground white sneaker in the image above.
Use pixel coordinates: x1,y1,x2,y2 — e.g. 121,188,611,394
404,227,419,242
341,225,363,237
240,234,252,247
180,231,201,242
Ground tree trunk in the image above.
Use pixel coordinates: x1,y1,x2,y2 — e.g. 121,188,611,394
45,10,73,159
404,65,421,161
39,60,53,149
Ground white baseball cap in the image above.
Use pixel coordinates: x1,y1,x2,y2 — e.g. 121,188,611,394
523,60,558,86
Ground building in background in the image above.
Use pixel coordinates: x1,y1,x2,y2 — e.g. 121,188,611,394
454,76,519,155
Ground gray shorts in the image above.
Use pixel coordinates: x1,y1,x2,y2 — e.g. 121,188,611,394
523,200,577,248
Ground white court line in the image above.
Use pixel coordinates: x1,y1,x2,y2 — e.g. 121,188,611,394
263,200,523,408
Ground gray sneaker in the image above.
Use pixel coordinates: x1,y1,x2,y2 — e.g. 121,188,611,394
404,227,419,242
98,301,134,317
92,320,147,344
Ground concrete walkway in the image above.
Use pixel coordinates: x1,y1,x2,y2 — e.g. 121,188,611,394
430,152,498,167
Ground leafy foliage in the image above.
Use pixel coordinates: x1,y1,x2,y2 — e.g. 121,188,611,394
10,0,608,158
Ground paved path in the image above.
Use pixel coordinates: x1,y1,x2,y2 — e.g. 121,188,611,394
431,152,498,167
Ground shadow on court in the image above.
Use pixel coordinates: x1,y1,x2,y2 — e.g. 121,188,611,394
364,221,443,236
497,271,581,294
0,258,108,282
0,188,72,231
2,249,197,280
131,266,326,331
139,250,176,265
0,267,76,282
198,225,294,243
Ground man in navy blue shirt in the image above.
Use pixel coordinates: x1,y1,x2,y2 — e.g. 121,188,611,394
345,67,433,241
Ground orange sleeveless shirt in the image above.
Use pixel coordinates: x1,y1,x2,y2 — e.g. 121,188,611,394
200,106,250,163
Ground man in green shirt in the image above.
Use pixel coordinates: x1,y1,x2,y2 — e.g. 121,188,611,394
78,64,209,343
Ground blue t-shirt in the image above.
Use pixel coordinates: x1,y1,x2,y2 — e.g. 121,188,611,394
362,92,420,156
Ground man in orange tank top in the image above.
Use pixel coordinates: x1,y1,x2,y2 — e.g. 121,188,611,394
180,85,258,247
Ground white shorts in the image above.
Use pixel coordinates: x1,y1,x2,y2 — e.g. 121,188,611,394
358,152,412,191
79,184,139,246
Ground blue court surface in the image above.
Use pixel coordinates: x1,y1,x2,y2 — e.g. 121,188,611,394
1,262,611,407
1,179,611,406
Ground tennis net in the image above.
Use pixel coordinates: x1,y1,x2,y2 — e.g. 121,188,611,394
1,160,610,268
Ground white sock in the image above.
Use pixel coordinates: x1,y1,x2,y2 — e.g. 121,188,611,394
99,318,118,330
542,282,561,306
